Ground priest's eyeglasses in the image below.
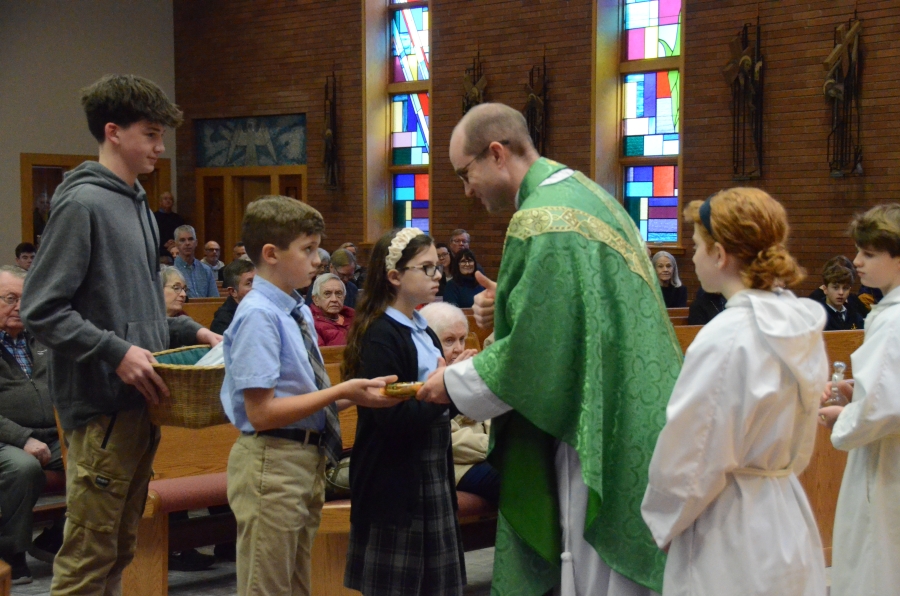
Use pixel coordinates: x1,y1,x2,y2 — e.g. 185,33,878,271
1,294,21,306
401,264,441,278
456,140,510,183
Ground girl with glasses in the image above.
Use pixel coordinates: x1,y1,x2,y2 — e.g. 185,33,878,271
342,228,466,596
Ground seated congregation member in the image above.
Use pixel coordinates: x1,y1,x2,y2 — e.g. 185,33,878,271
211,258,256,335
201,240,225,281
233,241,248,261
14,243,36,271
329,248,359,309
310,273,354,346
651,250,687,307
435,242,451,296
339,241,367,286
161,267,188,317
443,248,484,308
642,188,828,596
220,196,395,595
154,191,185,257
818,204,900,596
811,257,865,330
0,265,64,585
173,224,219,298
20,74,221,595
342,229,466,595
809,256,869,322
419,302,499,506
687,287,726,325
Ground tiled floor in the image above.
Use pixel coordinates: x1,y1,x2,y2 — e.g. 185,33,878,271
10,547,494,596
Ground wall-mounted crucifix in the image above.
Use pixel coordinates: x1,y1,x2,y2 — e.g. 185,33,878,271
524,53,548,155
823,19,862,177
722,21,764,180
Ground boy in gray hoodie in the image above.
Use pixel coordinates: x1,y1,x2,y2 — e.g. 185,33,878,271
21,74,220,595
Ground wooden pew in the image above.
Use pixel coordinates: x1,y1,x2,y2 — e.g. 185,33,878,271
122,424,239,596
675,326,863,566
320,345,345,365
667,307,689,319
465,331,481,351
0,560,9,596
465,315,493,348
181,299,224,329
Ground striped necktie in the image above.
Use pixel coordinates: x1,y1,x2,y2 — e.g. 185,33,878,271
291,308,342,464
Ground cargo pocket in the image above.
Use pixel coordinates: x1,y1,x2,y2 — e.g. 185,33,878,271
66,462,131,533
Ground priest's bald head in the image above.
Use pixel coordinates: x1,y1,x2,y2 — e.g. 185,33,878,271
450,103,540,212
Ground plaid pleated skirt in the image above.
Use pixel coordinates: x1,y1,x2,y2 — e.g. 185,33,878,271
345,413,467,596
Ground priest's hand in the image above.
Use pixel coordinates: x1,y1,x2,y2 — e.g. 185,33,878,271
473,271,496,329
417,365,451,405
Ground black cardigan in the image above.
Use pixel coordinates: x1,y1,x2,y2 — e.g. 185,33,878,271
348,313,458,526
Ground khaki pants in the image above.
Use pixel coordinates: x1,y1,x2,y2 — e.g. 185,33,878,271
51,407,160,596
227,434,326,596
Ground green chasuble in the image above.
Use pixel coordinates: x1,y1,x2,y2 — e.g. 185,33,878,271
473,158,682,595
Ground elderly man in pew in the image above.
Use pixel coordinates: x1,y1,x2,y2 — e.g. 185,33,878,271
0,265,64,586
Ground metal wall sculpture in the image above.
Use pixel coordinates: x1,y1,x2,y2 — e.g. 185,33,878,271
823,18,862,177
324,73,339,189
524,55,548,155
722,21,764,180
463,51,487,114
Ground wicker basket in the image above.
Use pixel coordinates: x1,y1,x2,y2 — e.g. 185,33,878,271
149,345,229,429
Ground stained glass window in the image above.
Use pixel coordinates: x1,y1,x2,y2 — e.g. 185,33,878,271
623,71,680,157
393,173,430,232
391,93,430,166
391,7,429,82
625,165,678,242
624,0,681,60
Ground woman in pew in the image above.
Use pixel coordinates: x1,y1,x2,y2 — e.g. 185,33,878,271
442,249,484,308
161,267,188,317
641,188,828,596
651,250,688,307
419,302,499,507
818,204,900,596
342,229,466,595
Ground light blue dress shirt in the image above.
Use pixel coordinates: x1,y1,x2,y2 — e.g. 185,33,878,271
384,306,443,382
220,276,326,433
174,255,219,298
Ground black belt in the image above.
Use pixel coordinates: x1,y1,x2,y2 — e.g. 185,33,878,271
243,428,324,446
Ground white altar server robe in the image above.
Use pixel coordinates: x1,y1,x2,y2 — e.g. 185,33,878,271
831,285,900,596
641,289,828,596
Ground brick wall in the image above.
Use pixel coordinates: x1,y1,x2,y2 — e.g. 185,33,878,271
430,0,595,277
173,0,898,292
173,0,595,273
173,0,364,253
681,0,900,297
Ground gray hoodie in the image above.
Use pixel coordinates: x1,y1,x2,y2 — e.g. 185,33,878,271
21,161,200,429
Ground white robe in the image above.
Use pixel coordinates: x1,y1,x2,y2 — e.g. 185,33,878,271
641,289,828,596
830,285,900,596
446,358,658,596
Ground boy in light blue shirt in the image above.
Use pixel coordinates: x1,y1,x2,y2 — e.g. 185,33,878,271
221,195,396,595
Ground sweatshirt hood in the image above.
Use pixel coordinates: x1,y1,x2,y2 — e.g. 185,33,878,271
728,289,827,411
53,161,146,209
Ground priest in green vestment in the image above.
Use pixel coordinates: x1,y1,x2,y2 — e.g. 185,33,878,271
418,103,682,595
